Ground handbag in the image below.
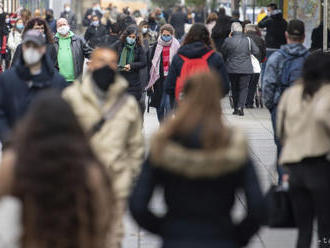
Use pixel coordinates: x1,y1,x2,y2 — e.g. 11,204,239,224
247,37,261,73
265,185,296,228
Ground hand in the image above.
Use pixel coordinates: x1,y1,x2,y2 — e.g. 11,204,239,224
124,64,131,71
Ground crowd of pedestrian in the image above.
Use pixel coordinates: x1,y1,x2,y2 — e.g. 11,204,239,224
0,1,329,248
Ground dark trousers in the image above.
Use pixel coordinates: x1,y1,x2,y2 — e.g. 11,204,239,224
287,157,330,248
246,73,260,107
156,93,171,122
229,74,251,109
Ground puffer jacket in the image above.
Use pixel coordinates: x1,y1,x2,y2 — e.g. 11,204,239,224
130,127,265,248
221,32,260,74
63,73,144,199
54,33,93,80
258,10,287,49
262,43,309,110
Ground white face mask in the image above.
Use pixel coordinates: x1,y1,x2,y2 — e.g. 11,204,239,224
57,25,70,35
142,27,148,34
23,48,43,65
65,7,71,12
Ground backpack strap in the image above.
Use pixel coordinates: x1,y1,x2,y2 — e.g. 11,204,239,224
202,50,215,60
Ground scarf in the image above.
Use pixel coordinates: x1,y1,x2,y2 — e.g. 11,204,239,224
146,36,180,89
162,46,170,76
119,42,135,68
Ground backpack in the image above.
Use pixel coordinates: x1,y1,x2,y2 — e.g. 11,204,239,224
175,50,214,101
278,49,309,94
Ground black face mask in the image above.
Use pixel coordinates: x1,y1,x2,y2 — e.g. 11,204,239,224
92,65,116,92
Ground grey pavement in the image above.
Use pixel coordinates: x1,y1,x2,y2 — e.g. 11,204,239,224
123,97,318,248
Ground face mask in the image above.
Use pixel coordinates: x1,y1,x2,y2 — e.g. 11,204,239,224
5,18,10,23
23,47,43,65
57,25,70,35
16,24,24,30
65,7,71,12
126,37,136,45
161,35,172,42
92,21,99,26
92,65,116,91
142,28,148,34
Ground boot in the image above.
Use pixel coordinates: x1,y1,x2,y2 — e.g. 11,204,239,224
238,108,244,116
233,109,238,115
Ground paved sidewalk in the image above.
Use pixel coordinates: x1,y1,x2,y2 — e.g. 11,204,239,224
123,98,318,248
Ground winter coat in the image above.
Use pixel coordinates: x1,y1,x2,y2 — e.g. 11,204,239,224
0,54,67,144
60,11,77,31
206,21,216,34
258,11,287,49
140,39,151,91
221,32,260,74
12,43,57,68
112,40,147,100
130,127,265,248
311,24,330,51
54,33,92,80
103,34,120,47
165,41,230,100
7,30,22,58
262,43,309,110
82,8,103,27
211,15,232,52
246,31,266,62
277,83,330,165
170,11,188,39
84,24,107,49
47,18,57,34
62,73,144,199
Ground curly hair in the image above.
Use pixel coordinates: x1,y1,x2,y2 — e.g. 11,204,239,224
23,17,54,44
182,23,214,49
12,91,113,248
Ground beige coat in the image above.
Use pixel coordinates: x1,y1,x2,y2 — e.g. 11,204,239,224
277,83,330,165
63,74,144,199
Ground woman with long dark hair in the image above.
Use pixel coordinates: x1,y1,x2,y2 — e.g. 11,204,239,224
11,17,57,66
165,23,229,107
277,52,330,248
0,91,113,248
8,18,24,62
0,13,12,70
130,71,265,248
112,24,146,102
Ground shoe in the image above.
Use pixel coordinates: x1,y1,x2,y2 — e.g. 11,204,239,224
238,108,244,116
246,105,254,109
233,109,238,115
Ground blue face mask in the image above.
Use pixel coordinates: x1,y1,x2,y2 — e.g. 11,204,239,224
92,21,99,26
161,35,172,42
126,37,136,45
16,24,24,30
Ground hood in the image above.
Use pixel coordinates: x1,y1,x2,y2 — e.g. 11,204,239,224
55,30,74,39
271,9,284,20
178,41,212,59
280,43,308,57
149,127,248,179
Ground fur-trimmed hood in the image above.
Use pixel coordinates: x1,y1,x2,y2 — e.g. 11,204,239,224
149,127,249,179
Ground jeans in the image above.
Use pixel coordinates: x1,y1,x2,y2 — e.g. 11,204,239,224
270,106,283,184
287,157,330,248
246,73,260,107
157,94,171,122
229,74,251,109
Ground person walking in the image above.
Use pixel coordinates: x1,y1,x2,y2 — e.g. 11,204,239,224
54,18,92,84
84,15,107,49
211,7,232,52
60,3,77,32
0,91,113,248
263,19,309,184
165,23,230,107
83,2,103,27
11,18,58,67
169,6,187,40
7,18,23,63
277,53,330,248
245,24,266,108
112,25,146,102
0,30,66,145
146,24,180,122
45,9,56,34
206,12,218,35
130,71,265,248
221,22,259,116
63,47,144,248
103,22,121,47
0,13,12,71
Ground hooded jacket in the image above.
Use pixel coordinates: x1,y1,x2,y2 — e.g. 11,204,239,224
165,41,230,100
0,54,67,144
258,10,287,49
129,127,265,248
63,73,144,199
262,43,309,110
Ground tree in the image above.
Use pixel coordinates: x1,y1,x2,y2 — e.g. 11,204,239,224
151,0,180,9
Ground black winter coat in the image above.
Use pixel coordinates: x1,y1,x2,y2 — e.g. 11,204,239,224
311,24,330,51
165,41,230,101
211,15,232,52
170,11,187,39
221,32,260,74
258,12,287,49
246,32,266,63
0,54,67,144
54,34,92,80
130,130,266,248
60,11,77,31
82,8,103,27
12,43,57,68
84,24,107,48
112,41,147,100
103,34,120,47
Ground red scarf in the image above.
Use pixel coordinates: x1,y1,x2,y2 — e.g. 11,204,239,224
162,46,170,76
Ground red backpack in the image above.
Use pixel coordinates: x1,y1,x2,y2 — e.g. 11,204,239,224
175,50,214,101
